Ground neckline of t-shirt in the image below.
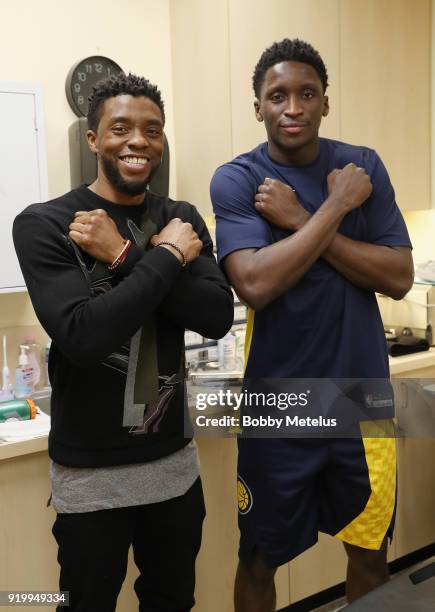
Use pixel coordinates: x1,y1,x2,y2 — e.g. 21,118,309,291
78,184,148,214
262,139,325,169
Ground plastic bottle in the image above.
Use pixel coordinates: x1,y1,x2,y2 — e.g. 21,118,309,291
218,332,237,371
25,339,41,388
0,399,37,422
15,345,34,399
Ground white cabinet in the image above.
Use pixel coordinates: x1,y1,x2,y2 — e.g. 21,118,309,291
0,82,48,292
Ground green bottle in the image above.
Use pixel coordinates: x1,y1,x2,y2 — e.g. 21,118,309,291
0,399,37,422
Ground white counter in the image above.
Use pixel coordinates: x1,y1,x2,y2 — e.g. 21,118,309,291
0,436,47,461
389,347,435,375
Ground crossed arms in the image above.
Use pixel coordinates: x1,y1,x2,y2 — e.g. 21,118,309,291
13,203,233,366
216,163,414,311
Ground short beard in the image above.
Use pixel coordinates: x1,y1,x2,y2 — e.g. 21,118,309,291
100,155,156,197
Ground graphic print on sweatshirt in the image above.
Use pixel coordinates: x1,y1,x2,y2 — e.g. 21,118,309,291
129,373,182,435
66,217,181,435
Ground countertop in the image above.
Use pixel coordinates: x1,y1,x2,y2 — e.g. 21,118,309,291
388,346,435,375
191,348,435,379
0,435,48,461
1,348,435,462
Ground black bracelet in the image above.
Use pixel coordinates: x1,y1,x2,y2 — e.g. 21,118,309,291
155,241,187,267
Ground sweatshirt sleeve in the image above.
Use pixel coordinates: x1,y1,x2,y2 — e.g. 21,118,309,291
157,206,234,339
13,211,183,367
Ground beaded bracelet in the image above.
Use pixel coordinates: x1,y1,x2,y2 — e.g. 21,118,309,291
154,241,187,267
107,239,132,270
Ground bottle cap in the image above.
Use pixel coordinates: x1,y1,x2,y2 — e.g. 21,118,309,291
27,399,37,419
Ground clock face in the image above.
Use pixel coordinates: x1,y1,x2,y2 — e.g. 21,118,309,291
66,56,123,117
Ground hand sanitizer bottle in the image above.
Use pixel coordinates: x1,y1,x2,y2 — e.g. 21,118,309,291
15,345,34,399
218,332,237,371
25,339,41,388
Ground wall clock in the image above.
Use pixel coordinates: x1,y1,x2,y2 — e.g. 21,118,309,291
66,56,123,117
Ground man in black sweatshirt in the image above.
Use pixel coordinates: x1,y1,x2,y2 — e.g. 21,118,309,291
13,72,233,612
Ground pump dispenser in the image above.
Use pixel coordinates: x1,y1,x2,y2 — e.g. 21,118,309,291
15,345,34,399
25,338,41,387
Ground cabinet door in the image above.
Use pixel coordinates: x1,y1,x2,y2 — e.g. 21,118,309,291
391,367,435,557
395,438,435,557
0,83,48,291
340,0,431,210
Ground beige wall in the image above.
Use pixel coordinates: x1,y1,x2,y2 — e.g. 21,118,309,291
403,209,435,263
227,0,341,155
171,0,432,217
339,0,431,211
170,0,341,217
1,0,176,202
170,0,233,218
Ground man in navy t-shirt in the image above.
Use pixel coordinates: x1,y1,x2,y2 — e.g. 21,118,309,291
210,38,414,611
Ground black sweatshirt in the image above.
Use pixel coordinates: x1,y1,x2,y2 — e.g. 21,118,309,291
13,186,233,467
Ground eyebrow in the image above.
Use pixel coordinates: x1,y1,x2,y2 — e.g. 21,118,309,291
267,79,321,90
109,115,163,126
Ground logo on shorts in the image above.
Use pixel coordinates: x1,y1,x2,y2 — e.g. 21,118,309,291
237,475,253,515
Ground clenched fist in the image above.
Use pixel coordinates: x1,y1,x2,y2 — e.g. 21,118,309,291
151,218,203,264
327,163,372,212
69,209,125,264
255,177,310,231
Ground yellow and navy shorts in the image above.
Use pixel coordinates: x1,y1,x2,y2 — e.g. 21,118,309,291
237,422,396,567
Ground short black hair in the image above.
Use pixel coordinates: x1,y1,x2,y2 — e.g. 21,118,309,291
253,38,328,97
87,72,165,131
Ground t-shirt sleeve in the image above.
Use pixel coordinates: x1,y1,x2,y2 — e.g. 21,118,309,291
364,151,412,248
210,163,273,262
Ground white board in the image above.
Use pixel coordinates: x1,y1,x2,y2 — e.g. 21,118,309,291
0,82,48,291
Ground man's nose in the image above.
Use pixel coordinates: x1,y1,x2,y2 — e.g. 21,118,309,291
128,129,149,148
284,95,303,116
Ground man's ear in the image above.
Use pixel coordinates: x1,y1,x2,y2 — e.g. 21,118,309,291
322,95,329,117
86,130,98,154
254,99,263,122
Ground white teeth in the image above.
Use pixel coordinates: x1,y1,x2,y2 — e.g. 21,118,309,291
123,156,147,164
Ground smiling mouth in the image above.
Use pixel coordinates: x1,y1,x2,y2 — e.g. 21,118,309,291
119,155,149,165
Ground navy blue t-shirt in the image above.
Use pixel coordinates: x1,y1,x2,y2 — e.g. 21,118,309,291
210,138,412,378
